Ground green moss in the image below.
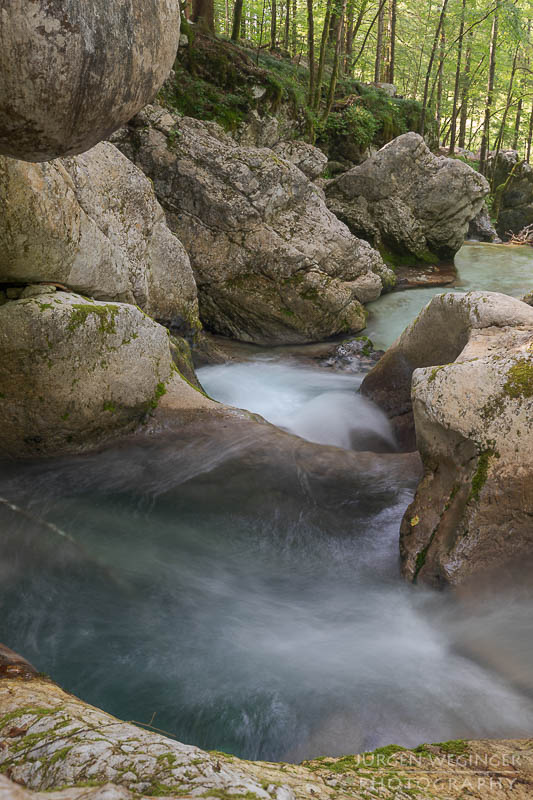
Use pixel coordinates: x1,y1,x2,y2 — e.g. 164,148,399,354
427,365,446,383
103,401,117,413
468,450,494,503
47,746,73,766
68,304,119,336
432,739,468,756
503,358,533,399
413,530,436,583
0,706,60,730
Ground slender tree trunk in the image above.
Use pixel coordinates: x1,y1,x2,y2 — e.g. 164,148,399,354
479,2,500,176
512,99,523,151
271,0,277,47
231,0,243,39
436,14,446,141
224,0,229,35
419,0,449,137
313,0,333,109
448,0,465,154
323,0,347,119
292,0,297,54
527,102,533,163
493,45,519,161
374,0,385,82
284,0,290,48
307,0,316,105
192,0,215,32
458,31,472,148
387,0,397,83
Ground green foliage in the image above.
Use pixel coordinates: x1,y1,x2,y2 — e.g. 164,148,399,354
320,105,378,149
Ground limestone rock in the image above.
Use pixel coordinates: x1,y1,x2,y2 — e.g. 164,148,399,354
0,0,180,161
489,152,533,239
361,291,533,586
1,667,533,800
326,132,489,265
0,292,176,457
467,204,500,242
272,140,328,179
114,106,393,345
361,291,533,450
0,143,199,333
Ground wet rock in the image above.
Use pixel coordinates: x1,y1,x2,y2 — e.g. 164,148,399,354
0,0,180,161
320,337,384,373
0,143,199,334
326,132,489,266
1,666,533,800
114,105,393,346
361,291,533,586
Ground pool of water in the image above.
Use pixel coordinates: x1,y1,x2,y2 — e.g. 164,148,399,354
365,242,533,350
2,243,533,765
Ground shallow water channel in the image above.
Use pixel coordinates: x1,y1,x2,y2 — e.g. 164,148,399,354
1,243,533,763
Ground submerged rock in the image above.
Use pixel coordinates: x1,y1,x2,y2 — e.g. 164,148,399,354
0,143,199,334
326,132,489,266
0,0,180,161
113,105,393,346
362,291,533,586
0,292,178,457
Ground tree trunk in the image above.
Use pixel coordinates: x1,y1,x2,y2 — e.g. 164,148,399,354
292,0,297,54
458,30,472,149
307,0,315,105
271,0,277,47
436,12,446,141
323,0,347,119
448,0,465,155
192,0,215,32
387,0,397,84
374,0,385,82
527,102,533,163
479,2,500,176
313,0,333,109
284,0,290,48
231,0,244,39
419,0,449,138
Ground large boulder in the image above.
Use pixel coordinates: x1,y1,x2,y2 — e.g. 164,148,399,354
361,291,533,587
272,140,328,180
0,143,199,334
113,105,394,346
467,204,499,242
326,132,489,266
0,291,180,457
0,0,180,162
489,152,533,239
361,291,533,450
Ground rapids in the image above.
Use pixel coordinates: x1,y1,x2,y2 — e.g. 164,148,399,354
1,243,533,764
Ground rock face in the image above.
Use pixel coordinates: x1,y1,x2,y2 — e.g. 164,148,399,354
272,140,328,179
0,292,177,457
2,660,533,800
467,204,499,242
362,291,533,586
490,151,533,239
113,106,393,345
0,0,180,161
0,143,199,333
326,132,489,265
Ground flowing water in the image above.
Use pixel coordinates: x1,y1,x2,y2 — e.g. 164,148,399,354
1,243,533,763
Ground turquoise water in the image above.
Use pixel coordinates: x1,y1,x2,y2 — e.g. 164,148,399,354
364,243,533,350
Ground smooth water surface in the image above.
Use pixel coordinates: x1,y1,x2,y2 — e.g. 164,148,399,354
365,243,533,350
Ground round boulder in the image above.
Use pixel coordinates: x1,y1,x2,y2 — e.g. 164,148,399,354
0,0,180,161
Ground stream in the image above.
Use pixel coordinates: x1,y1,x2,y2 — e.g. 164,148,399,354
1,243,533,763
